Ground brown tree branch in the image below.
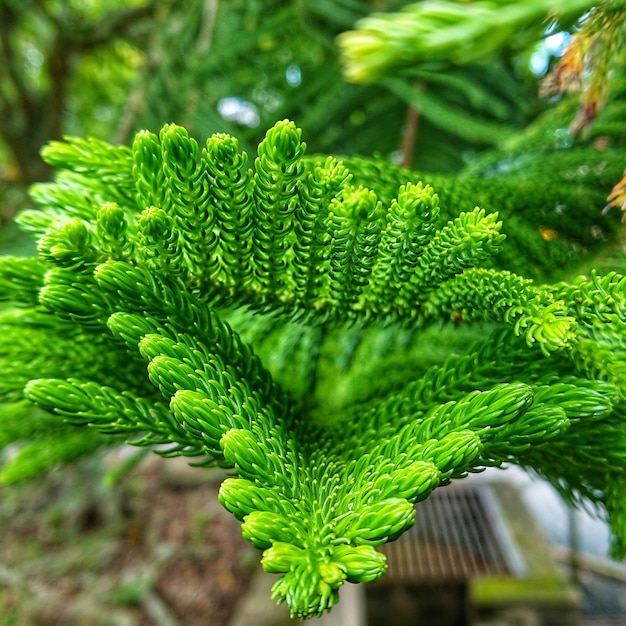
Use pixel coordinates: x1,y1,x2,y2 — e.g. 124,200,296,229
0,1,164,187
197,0,219,54
400,102,420,169
0,6,37,121
399,81,424,169
63,2,161,51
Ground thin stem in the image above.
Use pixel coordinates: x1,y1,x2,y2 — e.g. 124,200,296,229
400,84,422,169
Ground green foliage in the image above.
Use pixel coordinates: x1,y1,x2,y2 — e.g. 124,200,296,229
337,0,595,83
340,69,626,281
1,118,626,619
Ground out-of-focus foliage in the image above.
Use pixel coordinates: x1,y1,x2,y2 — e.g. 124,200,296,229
0,0,546,219
0,0,157,218
337,0,595,83
539,3,626,137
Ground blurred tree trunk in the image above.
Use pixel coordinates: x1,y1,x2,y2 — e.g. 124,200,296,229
0,1,159,203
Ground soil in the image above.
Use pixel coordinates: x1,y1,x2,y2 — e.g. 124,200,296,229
0,453,258,626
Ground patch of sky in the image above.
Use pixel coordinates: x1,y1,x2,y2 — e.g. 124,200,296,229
286,64,302,87
529,31,572,77
217,97,260,128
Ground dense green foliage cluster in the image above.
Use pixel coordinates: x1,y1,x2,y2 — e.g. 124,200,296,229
0,110,625,618
338,0,594,83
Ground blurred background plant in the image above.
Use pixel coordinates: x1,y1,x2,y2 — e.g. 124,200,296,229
0,0,556,220
2,0,625,238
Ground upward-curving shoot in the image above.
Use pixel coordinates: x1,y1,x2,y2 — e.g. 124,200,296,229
0,120,625,618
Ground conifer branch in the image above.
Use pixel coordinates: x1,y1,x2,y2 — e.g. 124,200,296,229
1,119,626,618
